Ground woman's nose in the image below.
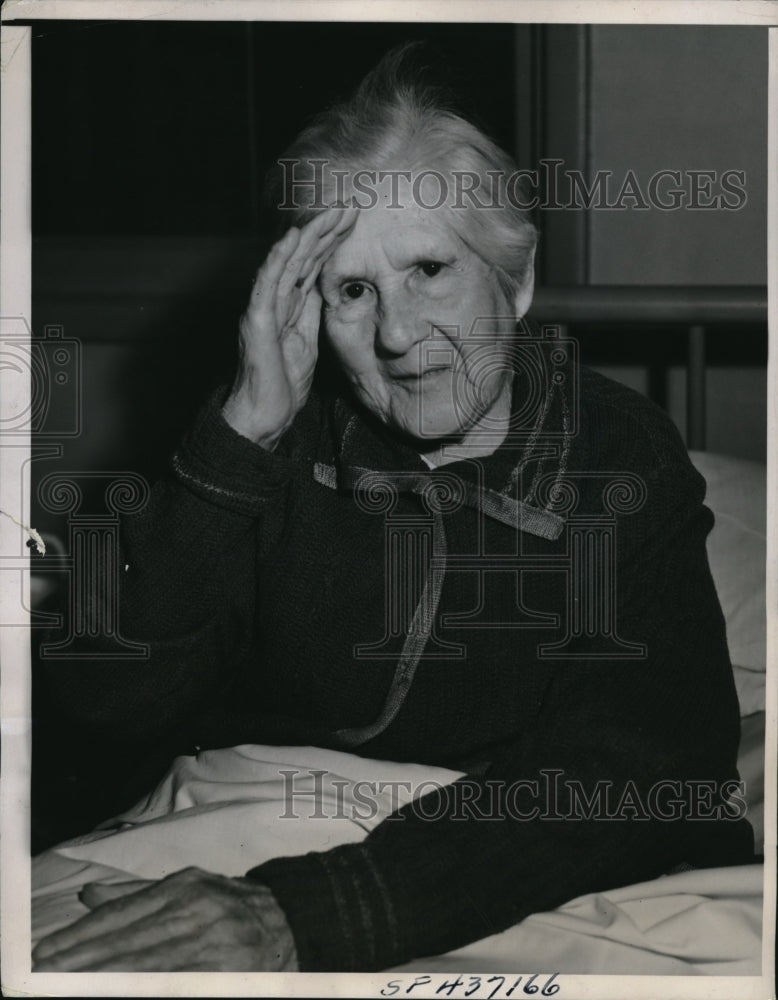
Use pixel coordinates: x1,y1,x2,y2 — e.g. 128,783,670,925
375,294,428,357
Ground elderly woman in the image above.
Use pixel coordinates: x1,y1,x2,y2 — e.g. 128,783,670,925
33,48,752,972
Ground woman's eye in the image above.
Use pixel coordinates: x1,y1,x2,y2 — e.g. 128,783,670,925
344,282,366,300
419,261,444,277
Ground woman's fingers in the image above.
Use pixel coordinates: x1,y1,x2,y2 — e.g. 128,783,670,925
223,204,358,446
242,208,342,337
248,204,357,324
80,879,155,910
33,879,167,962
298,284,324,340
297,206,359,296
273,208,356,335
250,206,358,326
255,226,301,292
280,213,358,337
276,206,353,302
245,226,301,326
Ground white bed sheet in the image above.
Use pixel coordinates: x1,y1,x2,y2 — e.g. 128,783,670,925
32,740,764,975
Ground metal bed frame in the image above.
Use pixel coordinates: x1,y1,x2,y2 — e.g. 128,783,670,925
32,237,768,453
530,285,768,451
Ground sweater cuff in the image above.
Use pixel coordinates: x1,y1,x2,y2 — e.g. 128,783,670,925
246,845,402,972
172,387,298,516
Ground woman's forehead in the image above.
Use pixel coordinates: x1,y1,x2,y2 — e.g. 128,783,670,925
321,201,467,278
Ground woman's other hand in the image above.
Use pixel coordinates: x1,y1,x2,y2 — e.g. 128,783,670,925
32,867,298,972
222,206,358,449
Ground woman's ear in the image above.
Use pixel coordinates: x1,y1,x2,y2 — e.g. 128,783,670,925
513,246,536,321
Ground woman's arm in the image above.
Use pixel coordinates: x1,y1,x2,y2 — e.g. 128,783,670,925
37,394,294,745
38,206,357,746
245,423,754,971
33,472,749,973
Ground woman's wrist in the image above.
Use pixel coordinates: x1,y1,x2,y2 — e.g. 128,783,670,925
221,389,289,451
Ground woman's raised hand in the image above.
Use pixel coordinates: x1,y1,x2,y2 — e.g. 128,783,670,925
222,206,358,448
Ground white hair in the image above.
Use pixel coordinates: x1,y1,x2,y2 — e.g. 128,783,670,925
264,44,538,305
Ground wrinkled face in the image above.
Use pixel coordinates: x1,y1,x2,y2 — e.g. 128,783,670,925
319,196,528,450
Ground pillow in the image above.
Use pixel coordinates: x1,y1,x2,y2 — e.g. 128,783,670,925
688,451,766,716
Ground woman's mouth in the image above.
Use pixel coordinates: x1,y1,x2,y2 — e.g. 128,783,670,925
390,366,451,384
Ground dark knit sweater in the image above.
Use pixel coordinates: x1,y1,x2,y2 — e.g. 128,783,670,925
40,358,754,971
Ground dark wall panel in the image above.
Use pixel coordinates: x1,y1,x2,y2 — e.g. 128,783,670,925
32,21,518,236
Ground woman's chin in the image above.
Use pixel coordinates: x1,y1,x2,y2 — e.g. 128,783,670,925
389,409,472,450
